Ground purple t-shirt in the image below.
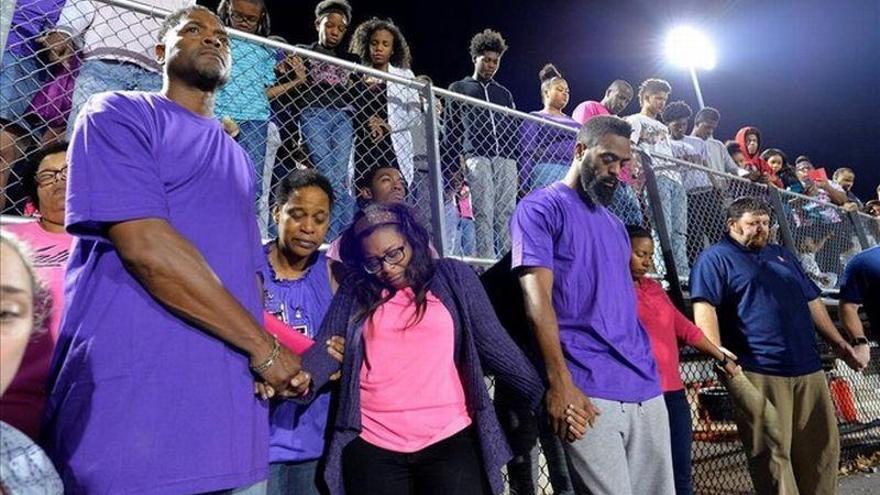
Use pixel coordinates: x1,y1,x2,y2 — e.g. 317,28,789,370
6,0,65,57
510,182,661,403
44,92,268,494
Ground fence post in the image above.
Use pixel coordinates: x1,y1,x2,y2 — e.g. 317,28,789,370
847,211,871,250
641,152,686,312
420,82,448,257
768,187,797,253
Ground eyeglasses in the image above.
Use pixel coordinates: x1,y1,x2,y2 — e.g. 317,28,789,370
35,166,68,187
229,11,260,26
363,246,406,274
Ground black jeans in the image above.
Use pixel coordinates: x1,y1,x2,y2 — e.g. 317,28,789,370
342,427,490,495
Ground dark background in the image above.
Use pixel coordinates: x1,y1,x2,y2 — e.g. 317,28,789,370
201,0,880,202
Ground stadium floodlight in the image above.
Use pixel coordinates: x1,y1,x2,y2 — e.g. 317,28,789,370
664,26,717,109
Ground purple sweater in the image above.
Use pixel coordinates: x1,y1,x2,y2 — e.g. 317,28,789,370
300,258,545,494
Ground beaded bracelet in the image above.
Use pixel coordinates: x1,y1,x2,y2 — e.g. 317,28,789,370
251,338,281,375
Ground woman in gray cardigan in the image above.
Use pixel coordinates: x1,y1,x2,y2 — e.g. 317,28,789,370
298,203,559,495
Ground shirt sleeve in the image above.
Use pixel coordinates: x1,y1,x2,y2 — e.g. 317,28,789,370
627,116,644,146
571,102,588,125
689,250,725,306
65,93,169,240
510,196,557,271
53,0,96,38
839,254,866,304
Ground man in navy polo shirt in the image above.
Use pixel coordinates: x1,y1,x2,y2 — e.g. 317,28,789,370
690,196,867,495
839,246,878,363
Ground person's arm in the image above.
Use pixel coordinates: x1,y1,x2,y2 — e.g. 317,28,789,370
818,180,848,205
808,298,866,371
51,0,96,38
839,302,870,368
692,301,721,347
108,218,308,395
295,284,354,401
720,146,740,175
519,267,599,441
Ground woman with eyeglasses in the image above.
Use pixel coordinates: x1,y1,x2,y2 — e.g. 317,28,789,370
294,203,577,495
0,141,73,441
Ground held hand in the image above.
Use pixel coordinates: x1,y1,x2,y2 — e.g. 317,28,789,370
852,344,871,370
367,115,390,141
718,347,738,361
327,336,345,381
546,380,600,443
251,343,308,397
289,55,307,81
836,341,868,372
723,361,742,377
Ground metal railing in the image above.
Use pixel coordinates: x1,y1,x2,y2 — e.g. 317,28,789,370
1,1,878,493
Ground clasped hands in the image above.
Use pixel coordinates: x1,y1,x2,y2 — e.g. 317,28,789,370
253,336,345,400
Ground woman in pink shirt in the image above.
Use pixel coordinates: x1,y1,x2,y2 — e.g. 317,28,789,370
627,225,740,495
296,203,585,495
0,141,73,439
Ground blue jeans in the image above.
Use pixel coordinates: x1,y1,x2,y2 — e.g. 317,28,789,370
66,59,161,136
664,389,694,495
456,217,475,256
268,460,325,495
655,175,689,278
529,162,569,191
0,50,42,124
237,119,269,235
299,107,354,239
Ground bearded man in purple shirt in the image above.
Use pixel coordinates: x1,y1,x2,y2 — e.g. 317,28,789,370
43,7,309,494
512,115,674,495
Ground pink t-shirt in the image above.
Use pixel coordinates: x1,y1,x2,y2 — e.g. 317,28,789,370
571,100,610,125
359,289,471,452
0,219,73,439
457,185,474,219
634,278,704,392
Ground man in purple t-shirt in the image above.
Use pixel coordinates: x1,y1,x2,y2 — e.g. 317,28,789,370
512,115,673,494
570,79,633,125
43,7,309,494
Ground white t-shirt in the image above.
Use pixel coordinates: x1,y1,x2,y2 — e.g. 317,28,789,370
626,113,679,182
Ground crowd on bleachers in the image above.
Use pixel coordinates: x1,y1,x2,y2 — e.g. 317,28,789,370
0,1,879,495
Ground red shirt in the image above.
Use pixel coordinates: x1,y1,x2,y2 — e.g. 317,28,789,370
634,278,704,392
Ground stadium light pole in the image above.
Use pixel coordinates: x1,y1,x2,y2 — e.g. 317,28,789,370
665,26,717,109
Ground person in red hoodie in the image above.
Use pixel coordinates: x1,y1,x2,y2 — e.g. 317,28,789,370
734,126,781,187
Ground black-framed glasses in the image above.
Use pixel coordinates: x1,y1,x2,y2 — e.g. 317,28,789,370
363,246,406,274
35,166,68,187
229,11,260,26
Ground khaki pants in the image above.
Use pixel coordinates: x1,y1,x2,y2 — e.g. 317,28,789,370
721,370,839,495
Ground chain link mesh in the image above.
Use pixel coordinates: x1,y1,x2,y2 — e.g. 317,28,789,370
1,1,878,493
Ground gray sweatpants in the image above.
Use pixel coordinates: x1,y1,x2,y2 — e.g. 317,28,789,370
465,156,517,259
564,395,675,495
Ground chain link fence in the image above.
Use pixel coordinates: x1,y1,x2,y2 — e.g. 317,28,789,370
1,1,878,493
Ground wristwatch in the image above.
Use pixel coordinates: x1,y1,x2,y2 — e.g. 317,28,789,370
850,337,870,347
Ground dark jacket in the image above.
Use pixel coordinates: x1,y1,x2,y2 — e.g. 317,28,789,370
300,258,545,495
441,76,518,163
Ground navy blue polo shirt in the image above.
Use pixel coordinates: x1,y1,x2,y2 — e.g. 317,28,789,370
690,235,822,376
840,246,880,332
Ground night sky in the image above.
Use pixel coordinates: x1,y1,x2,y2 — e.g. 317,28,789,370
202,0,880,201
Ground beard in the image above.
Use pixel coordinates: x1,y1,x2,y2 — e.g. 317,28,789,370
577,159,618,207
742,230,769,249
168,54,230,93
